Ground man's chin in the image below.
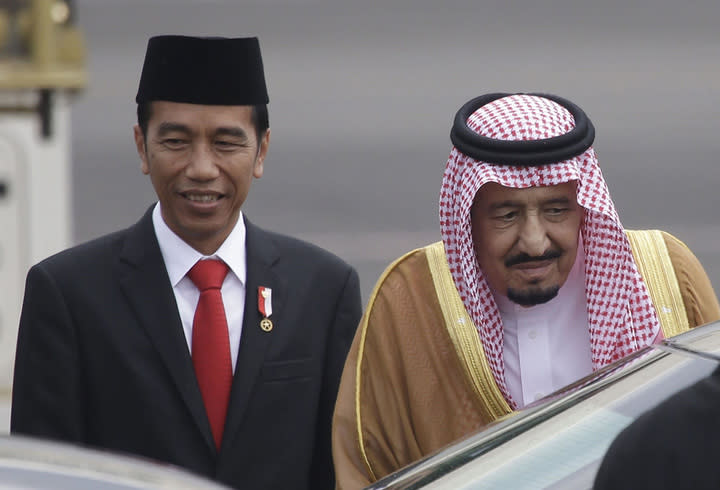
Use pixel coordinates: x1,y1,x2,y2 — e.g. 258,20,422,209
507,285,560,307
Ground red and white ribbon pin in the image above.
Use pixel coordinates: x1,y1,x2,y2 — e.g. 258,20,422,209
258,286,273,318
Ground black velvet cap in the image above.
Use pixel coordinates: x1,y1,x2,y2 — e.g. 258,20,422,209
135,35,269,105
449,93,595,166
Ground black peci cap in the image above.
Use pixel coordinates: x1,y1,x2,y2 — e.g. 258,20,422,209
135,35,269,105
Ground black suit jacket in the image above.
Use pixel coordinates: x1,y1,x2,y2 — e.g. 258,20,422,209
594,365,720,490
11,207,362,489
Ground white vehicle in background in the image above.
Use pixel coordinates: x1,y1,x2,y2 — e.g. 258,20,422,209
367,321,720,490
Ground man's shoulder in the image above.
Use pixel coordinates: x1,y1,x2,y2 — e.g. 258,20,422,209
625,228,687,250
379,244,433,278
249,224,356,272
626,228,700,270
365,242,436,303
32,226,133,274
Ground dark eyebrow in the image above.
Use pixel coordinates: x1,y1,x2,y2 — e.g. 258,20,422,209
488,200,522,211
542,197,572,206
154,124,250,141
156,122,192,136
488,196,572,211
215,127,250,140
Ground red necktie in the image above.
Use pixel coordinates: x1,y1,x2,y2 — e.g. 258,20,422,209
188,259,232,449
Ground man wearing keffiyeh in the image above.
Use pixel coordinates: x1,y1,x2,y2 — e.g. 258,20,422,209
332,93,720,489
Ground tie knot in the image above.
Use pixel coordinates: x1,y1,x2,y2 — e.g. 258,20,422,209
188,260,229,291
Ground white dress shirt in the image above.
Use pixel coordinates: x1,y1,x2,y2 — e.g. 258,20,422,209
152,203,247,370
497,241,592,408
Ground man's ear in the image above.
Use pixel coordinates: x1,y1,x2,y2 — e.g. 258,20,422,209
253,128,271,179
133,124,150,175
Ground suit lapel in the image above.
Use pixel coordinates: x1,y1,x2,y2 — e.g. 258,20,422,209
221,217,284,452
118,207,216,453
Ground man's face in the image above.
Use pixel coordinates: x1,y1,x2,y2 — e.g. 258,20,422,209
134,101,270,255
470,181,583,306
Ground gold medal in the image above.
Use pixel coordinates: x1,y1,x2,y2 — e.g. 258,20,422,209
260,318,273,332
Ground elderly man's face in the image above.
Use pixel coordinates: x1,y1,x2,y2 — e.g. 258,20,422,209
134,101,270,255
470,182,583,306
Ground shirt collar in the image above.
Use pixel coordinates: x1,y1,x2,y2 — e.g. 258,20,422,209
152,202,247,287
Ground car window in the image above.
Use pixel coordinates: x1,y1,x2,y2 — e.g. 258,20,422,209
370,338,720,490
420,350,718,489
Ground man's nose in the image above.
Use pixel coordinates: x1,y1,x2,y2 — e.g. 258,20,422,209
186,144,220,180
517,215,550,257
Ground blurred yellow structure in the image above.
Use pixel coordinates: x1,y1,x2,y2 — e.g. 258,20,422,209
0,0,86,136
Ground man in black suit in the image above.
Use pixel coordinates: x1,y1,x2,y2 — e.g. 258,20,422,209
594,365,720,490
11,35,362,490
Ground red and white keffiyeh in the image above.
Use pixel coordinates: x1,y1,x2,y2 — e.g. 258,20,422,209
439,94,660,408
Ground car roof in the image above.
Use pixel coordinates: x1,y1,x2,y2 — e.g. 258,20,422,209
0,435,230,489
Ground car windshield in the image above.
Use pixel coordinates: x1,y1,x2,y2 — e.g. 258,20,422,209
371,323,720,490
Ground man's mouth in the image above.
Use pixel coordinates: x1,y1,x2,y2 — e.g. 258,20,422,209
512,261,553,282
505,251,562,284
181,192,222,202
514,260,553,270
505,250,562,268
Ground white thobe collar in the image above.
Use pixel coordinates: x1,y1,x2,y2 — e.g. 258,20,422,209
495,239,592,408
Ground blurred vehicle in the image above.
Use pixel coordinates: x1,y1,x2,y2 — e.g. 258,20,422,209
0,435,229,489
367,320,720,490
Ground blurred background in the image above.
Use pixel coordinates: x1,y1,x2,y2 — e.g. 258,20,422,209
1,0,719,428
71,0,720,299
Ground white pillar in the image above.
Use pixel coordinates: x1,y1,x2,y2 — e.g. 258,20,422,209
0,90,72,390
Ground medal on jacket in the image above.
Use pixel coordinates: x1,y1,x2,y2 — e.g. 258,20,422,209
258,286,273,332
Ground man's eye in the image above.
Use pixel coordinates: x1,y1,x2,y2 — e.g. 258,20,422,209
546,207,568,216
215,141,243,150
496,211,518,222
162,138,186,148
